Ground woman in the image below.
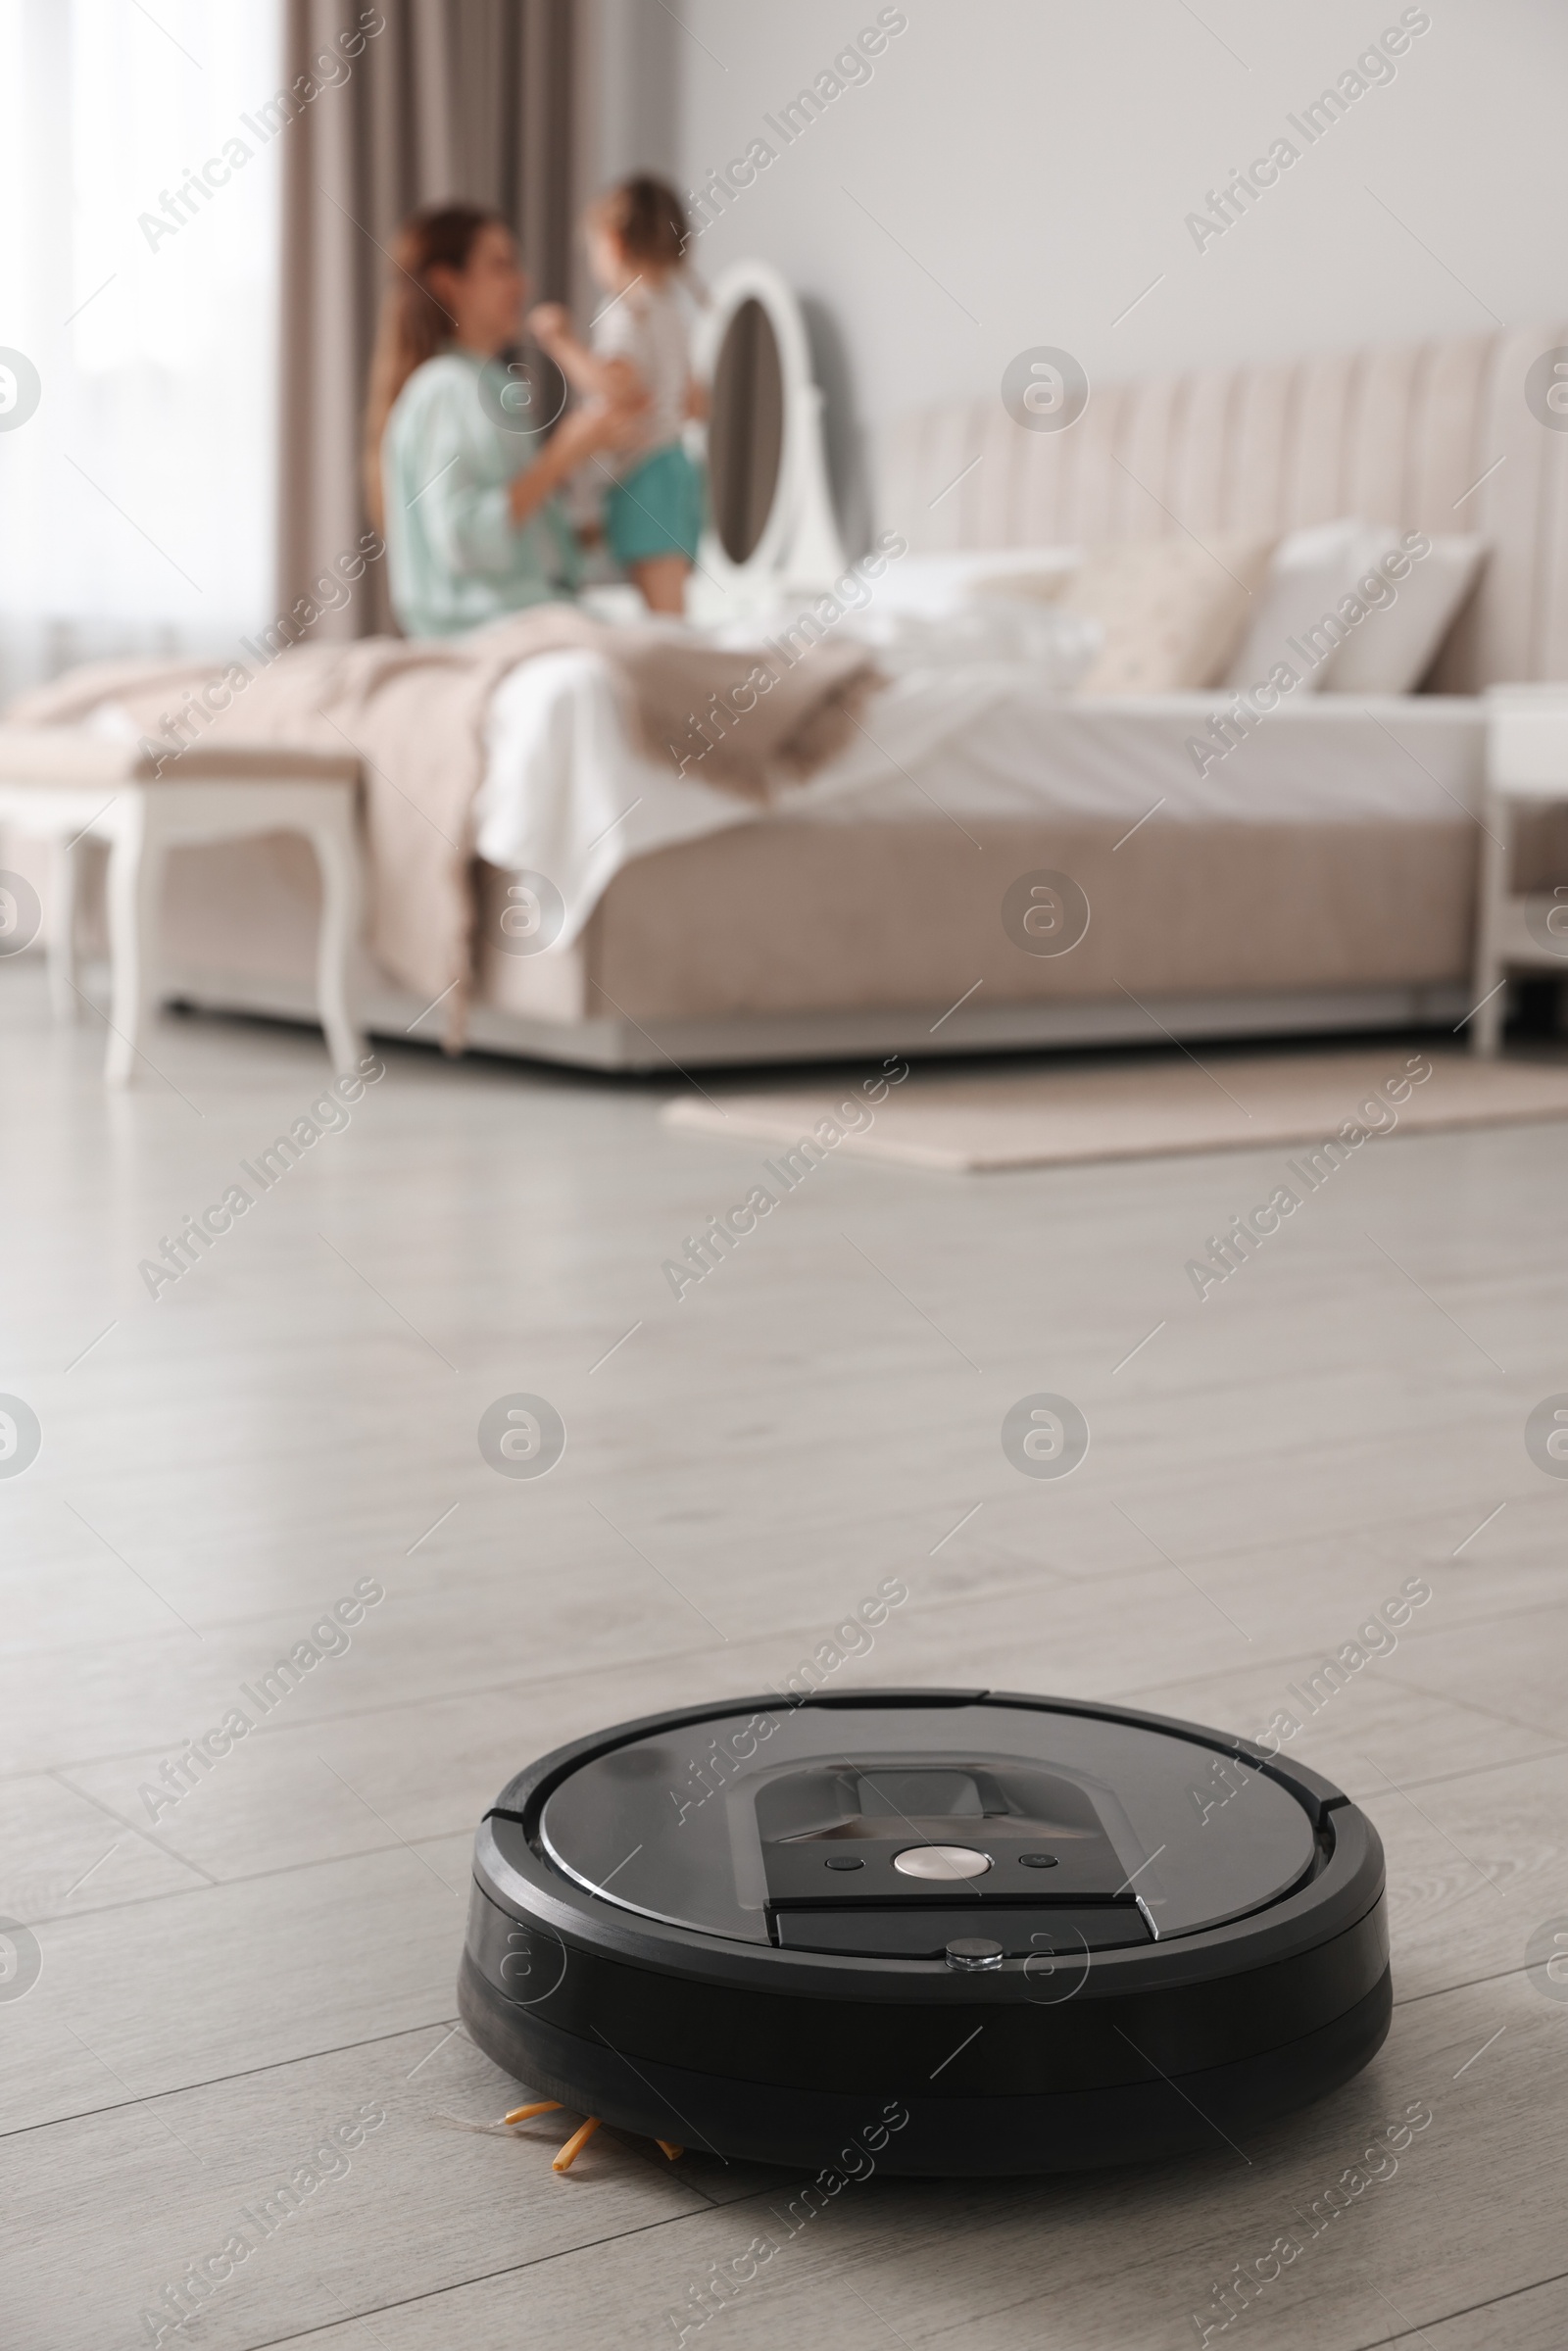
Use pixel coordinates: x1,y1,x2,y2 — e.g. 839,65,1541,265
365,204,642,638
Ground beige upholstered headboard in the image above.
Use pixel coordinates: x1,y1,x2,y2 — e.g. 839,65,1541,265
875,323,1568,692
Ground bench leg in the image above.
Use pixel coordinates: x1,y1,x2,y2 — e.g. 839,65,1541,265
308,808,365,1075
104,799,165,1087
48,834,80,1024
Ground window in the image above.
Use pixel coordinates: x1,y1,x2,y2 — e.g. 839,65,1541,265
0,0,281,698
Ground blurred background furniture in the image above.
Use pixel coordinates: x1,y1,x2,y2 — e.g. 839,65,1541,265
10,318,1568,1072
1473,687,1568,1053
0,740,363,1082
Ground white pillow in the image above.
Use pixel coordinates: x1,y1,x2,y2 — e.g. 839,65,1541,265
1322,533,1487,693
853,601,1102,688
1221,517,1379,693
871,546,1080,618
936,597,1102,679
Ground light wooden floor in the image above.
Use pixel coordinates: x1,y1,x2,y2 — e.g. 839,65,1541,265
4,964,1567,2351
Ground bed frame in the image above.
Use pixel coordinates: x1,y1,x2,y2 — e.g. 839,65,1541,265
128,790,1483,1069
160,964,1469,1073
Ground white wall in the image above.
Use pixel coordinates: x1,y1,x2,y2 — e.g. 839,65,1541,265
625,0,1568,529
590,0,683,192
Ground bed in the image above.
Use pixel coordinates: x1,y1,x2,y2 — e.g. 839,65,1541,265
122,681,1486,1070
11,313,1568,1069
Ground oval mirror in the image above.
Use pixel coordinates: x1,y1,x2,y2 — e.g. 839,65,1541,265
708,298,785,563
694,259,846,602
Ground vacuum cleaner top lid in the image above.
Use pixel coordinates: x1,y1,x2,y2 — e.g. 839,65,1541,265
529,1691,1324,1957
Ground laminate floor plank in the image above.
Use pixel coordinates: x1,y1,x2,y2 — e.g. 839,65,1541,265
0,2020,724,2351
0,1834,474,2135
1380,2275,1568,2350
0,1769,207,1921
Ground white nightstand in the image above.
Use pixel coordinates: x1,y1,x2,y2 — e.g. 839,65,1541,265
1472,687,1568,1055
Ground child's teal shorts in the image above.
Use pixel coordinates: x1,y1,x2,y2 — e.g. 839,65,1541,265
605,441,706,566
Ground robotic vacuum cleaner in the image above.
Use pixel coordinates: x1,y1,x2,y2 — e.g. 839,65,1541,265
459,1689,1390,2174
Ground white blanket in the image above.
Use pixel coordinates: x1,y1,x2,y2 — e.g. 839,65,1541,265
475,652,1016,947
476,650,1485,949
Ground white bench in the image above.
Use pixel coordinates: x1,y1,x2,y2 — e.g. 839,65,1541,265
0,730,365,1084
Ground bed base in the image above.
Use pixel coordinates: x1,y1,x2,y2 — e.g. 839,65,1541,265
150,960,1470,1072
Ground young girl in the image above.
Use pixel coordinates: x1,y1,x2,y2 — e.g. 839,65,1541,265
528,176,704,615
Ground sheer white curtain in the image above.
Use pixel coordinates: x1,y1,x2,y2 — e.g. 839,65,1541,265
0,0,281,700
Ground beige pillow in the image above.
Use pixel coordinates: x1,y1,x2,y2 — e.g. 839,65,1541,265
1064,535,1276,694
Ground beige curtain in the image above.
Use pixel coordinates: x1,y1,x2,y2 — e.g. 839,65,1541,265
278,0,580,638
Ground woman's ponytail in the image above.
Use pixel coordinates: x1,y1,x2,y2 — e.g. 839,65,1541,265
362,202,505,526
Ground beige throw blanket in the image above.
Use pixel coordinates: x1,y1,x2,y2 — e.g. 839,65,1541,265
9,611,880,1030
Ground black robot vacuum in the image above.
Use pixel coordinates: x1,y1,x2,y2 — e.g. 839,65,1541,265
459,1690,1390,2174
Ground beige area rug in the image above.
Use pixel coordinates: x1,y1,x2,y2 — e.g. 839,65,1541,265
660,1048,1568,1172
